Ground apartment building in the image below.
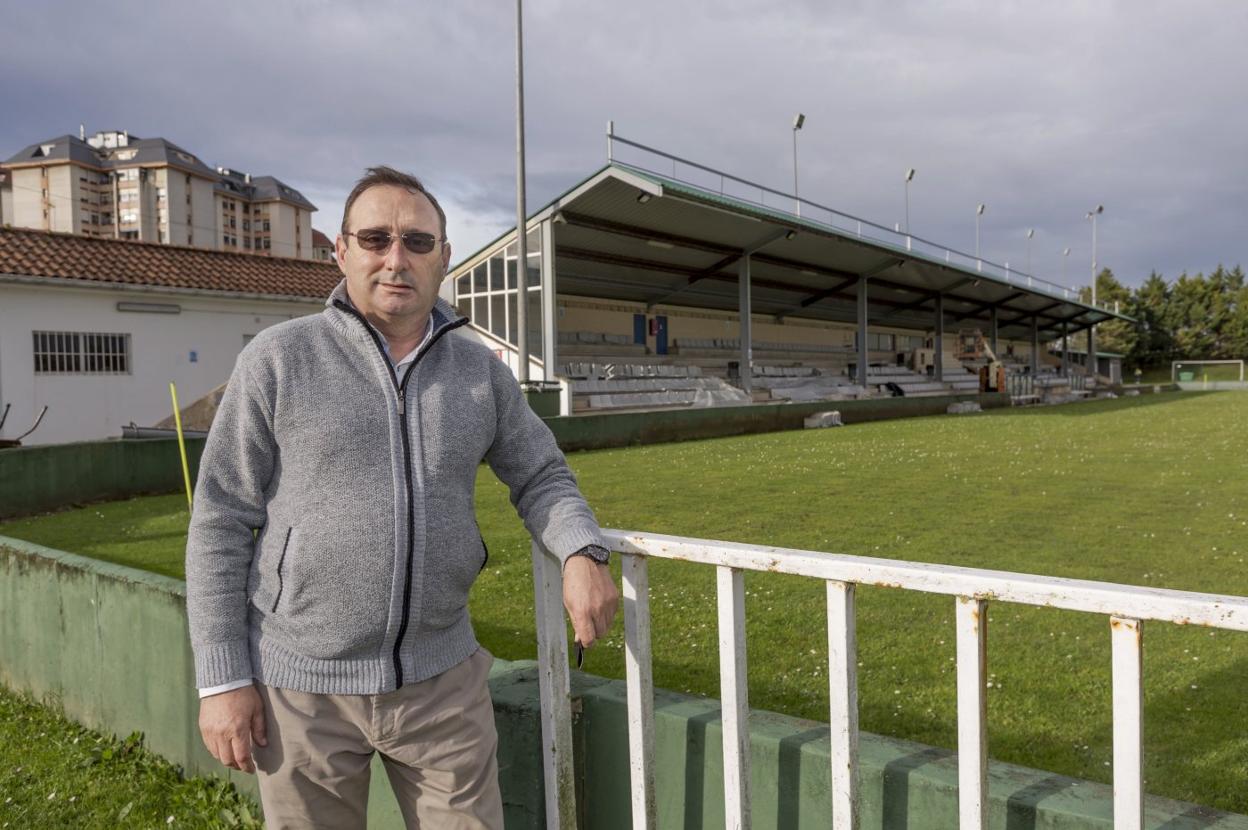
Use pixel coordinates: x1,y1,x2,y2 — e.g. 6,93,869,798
1,129,316,259
311,228,335,262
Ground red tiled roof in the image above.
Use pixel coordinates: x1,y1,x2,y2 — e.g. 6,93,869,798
312,228,334,249
0,227,342,299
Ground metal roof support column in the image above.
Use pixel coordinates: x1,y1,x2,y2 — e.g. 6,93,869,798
540,218,557,382
990,306,999,356
856,276,869,387
1030,316,1039,375
1062,321,1070,378
1088,322,1097,379
1087,326,1096,379
739,255,753,395
934,293,945,383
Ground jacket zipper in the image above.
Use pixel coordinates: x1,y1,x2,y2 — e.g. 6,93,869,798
270,526,293,613
333,300,467,687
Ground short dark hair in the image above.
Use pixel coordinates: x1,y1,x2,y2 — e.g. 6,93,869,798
340,166,447,240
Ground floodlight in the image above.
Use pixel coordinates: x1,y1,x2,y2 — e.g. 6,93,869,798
977,203,986,215
905,168,915,182
636,192,652,204
793,113,805,130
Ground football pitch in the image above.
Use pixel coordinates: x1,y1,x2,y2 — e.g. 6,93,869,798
2,391,1247,812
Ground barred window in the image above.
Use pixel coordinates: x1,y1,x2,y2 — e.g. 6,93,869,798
33,331,131,374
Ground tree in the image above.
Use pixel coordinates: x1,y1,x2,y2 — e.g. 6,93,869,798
1091,268,1137,359
1167,272,1213,357
1126,272,1173,369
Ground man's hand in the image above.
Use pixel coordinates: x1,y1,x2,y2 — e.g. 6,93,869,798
198,685,267,774
562,555,619,650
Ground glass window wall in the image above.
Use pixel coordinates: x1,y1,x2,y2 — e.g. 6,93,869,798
452,226,545,362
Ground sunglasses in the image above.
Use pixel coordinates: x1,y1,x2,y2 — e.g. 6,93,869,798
346,229,445,255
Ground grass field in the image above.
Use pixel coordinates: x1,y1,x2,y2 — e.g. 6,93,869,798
0,685,260,829
3,391,1248,813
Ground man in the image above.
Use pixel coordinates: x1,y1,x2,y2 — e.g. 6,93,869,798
186,166,618,829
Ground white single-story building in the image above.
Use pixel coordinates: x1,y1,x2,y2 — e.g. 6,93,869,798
0,227,342,446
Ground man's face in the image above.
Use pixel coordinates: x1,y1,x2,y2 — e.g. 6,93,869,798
336,184,452,325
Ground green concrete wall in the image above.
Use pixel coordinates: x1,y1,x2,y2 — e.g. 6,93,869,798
0,438,206,520
546,393,1010,453
0,535,547,829
4,535,1244,829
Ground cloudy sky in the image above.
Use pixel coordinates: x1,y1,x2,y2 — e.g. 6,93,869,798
3,0,1245,288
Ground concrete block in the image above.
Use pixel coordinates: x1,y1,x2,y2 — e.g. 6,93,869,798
946,402,983,414
804,410,844,428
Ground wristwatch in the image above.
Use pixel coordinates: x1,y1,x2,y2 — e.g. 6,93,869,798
569,544,610,565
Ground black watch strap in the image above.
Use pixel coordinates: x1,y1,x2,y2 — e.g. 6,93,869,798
569,544,610,565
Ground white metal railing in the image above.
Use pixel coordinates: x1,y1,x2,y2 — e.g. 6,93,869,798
532,530,1248,830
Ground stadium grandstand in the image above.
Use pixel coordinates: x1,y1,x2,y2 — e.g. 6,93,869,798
448,127,1132,415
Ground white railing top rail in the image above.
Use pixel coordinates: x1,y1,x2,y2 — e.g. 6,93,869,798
600,529,1248,631
531,529,1246,830
606,127,1114,314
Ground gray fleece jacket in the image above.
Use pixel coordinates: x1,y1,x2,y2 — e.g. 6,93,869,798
185,279,603,694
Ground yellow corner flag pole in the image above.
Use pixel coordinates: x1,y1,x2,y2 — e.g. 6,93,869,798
170,382,194,511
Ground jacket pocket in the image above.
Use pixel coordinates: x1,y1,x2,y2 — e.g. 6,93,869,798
270,526,293,613
478,533,489,573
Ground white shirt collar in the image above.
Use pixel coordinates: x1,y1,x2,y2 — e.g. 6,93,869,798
344,295,434,370
392,319,433,370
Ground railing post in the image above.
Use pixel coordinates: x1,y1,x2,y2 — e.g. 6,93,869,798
717,566,752,829
622,554,657,829
1111,617,1143,830
827,580,859,830
531,541,577,829
956,596,988,830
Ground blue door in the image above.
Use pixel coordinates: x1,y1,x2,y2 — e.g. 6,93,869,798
633,313,646,346
655,315,668,355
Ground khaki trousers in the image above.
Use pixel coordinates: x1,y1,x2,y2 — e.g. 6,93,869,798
253,647,503,830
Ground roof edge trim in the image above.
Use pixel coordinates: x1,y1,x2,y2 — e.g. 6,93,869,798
0,273,327,305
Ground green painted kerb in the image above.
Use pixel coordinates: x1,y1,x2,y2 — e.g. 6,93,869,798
0,438,206,520
4,535,1244,829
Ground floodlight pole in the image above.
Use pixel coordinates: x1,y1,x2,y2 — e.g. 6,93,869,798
1087,206,1103,308
1025,228,1034,278
1085,205,1103,377
904,168,915,250
792,113,805,218
975,204,986,272
514,0,530,383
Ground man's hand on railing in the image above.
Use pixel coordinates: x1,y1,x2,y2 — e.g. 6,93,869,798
561,555,619,651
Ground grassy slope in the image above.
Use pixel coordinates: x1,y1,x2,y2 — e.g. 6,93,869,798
3,392,1247,812
1137,363,1244,383
0,686,261,829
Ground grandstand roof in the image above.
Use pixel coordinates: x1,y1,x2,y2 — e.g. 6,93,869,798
458,160,1132,341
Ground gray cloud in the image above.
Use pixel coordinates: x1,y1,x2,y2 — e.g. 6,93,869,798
3,0,1245,284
